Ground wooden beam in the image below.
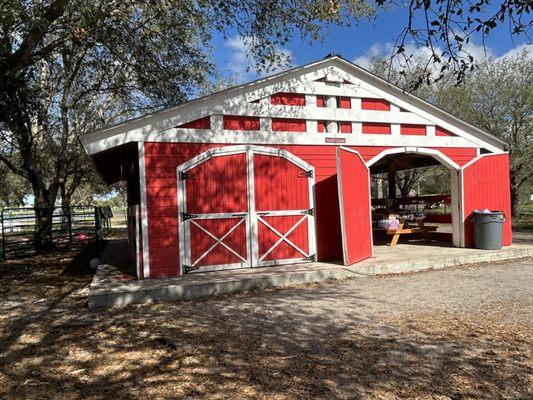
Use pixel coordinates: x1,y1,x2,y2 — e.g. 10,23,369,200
388,162,397,200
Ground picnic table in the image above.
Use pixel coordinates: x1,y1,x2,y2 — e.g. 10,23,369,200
373,218,438,246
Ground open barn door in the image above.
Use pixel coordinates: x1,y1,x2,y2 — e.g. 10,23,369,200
336,147,373,265
461,153,512,247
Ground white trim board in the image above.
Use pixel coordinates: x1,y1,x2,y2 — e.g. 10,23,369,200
138,142,150,278
80,56,506,156
83,128,480,155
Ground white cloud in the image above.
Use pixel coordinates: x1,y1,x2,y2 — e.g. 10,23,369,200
497,43,532,61
353,41,530,70
224,35,293,82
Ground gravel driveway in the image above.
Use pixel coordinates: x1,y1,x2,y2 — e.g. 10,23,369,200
1,250,531,399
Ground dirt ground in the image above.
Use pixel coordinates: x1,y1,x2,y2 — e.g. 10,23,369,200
0,241,531,399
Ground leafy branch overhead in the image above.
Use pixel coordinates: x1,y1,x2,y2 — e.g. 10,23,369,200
375,0,532,86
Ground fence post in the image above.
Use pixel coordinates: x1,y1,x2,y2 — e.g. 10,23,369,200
1,210,5,260
94,207,100,242
67,207,73,244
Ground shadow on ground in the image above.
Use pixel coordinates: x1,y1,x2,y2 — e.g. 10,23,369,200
0,241,531,399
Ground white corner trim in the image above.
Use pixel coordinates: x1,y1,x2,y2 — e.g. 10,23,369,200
366,147,461,171
138,141,150,278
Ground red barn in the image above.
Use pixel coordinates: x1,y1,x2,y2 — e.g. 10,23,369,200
80,56,511,279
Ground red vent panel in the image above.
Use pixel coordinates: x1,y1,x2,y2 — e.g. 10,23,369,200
340,122,352,134
339,97,351,109
361,98,390,111
401,124,426,135
270,93,306,106
436,126,456,137
223,115,260,131
178,116,211,129
271,118,306,132
362,122,391,134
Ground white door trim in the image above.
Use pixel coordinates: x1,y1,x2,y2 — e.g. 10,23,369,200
177,145,316,274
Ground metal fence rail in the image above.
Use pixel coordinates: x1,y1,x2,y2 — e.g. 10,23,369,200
0,206,111,259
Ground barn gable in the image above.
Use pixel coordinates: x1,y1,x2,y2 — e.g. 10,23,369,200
80,56,506,156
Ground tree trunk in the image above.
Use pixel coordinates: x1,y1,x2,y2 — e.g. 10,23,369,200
33,186,57,250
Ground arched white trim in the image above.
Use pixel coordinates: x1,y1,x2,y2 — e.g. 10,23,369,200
365,146,463,248
366,146,461,171
178,144,314,173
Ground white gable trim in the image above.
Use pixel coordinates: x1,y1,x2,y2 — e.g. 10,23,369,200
80,57,506,155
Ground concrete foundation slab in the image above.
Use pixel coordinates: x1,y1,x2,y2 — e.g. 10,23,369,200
88,238,533,308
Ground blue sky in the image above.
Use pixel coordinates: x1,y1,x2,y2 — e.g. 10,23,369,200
212,4,531,82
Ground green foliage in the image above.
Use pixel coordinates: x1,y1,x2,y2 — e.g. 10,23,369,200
368,52,532,214
0,0,376,217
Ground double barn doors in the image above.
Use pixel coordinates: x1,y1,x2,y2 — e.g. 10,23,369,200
177,146,316,274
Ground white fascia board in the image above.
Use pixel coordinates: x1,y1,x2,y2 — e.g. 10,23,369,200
84,127,479,154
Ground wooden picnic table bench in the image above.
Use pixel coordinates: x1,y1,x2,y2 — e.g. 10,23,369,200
372,218,438,246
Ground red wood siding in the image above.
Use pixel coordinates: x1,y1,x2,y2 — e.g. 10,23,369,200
401,124,426,135
178,116,210,129
143,143,481,278
254,154,309,211
361,98,390,111
462,153,512,247
316,96,325,107
255,154,310,260
271,118,307,132
362,122,391,134
339,97,351,109
190,218,247,267
432,147,477,166
339,122,352,134
270,92,306,106
337,148,372,264
185,153,248,213
436,126,456,137
223,115,260,131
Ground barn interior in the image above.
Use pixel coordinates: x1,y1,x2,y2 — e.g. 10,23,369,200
368,152,455,250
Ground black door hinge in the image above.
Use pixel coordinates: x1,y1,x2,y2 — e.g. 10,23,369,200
298,170,313,178
302,208,314,216
179,171,196,181
303,254,316,262
180,212,198,221
183,264,200,273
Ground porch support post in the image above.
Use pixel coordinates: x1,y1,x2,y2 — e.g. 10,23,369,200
388,162,397,200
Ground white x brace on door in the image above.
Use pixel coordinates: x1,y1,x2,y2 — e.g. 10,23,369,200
177,145,316,274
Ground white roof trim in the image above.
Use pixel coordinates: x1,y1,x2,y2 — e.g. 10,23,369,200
80,56,506,155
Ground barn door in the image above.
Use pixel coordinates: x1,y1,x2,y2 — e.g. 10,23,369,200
178,151,251,273
178,146,316,274
461,153,512,247
336,147,373,265
252,152,316,266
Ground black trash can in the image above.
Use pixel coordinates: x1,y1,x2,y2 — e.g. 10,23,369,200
470,211,506,250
